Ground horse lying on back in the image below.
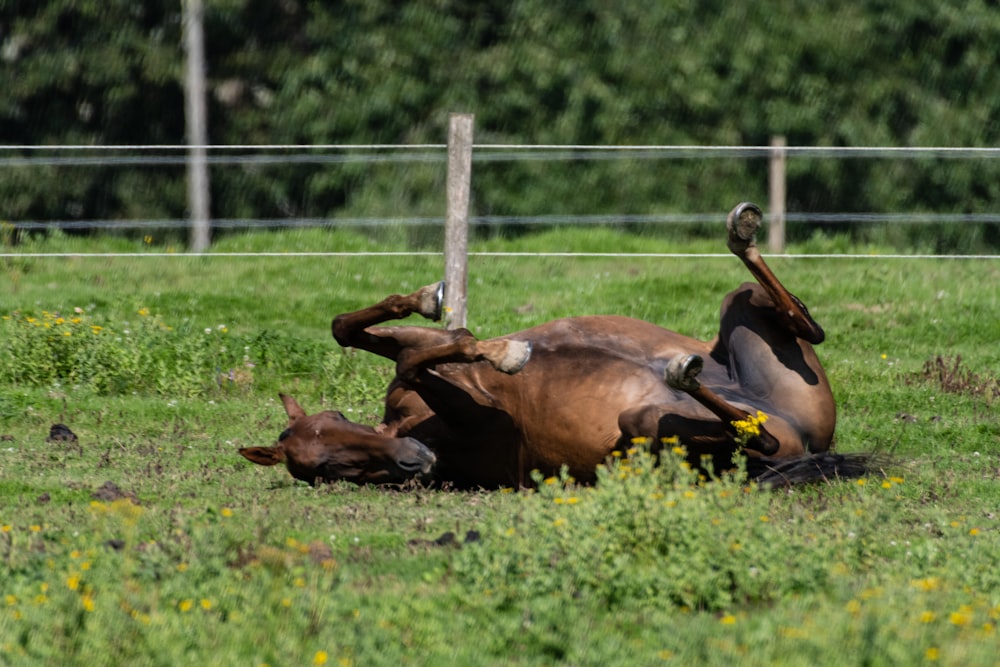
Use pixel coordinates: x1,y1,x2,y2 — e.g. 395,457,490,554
241,202,875,488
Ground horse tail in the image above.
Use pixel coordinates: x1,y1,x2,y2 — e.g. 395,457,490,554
745,451,891,487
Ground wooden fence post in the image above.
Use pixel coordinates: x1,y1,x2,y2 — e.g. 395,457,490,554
444,113,474,329
183,0,211,253
768,135,787,254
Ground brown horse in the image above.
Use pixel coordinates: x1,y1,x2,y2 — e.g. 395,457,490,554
241,202,863,488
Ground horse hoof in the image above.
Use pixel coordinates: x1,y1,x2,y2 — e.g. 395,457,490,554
726,202,762,255
664,354,703,392
495,340,532,374
417,281,445,321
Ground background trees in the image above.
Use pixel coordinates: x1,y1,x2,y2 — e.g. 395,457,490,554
2,0,999,248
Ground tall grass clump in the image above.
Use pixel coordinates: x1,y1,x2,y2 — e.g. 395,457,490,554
453,443,920,614
0,307,328,397
453,444,788,611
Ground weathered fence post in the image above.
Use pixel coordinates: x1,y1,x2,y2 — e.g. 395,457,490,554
183,0,211,253
768,135,787,254
444,113,474,329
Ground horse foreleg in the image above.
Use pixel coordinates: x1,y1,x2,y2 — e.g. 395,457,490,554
663,353,779,455
396,335,532,380
331,281,445,359
726,203,825,344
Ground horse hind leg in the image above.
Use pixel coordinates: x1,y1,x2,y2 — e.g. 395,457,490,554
663,353,779,455
726,203,825,344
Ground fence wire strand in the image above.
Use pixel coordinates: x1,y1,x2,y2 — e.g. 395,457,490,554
3,143,999,258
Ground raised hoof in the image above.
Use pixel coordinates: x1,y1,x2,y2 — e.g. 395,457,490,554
480,339,532,375
494,340,532,374
726,202,763,256
664,354,703,392
416,281,445,321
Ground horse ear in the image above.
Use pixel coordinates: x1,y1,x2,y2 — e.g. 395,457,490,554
239,446,286,466
279,393,307,424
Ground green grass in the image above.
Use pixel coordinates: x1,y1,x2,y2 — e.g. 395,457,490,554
1,227,999,666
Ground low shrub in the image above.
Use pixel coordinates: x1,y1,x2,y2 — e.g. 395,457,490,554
452,443,907,613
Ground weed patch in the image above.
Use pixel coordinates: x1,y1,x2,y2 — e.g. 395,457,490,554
908,355,1000,402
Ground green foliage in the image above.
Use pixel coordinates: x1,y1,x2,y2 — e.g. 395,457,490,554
455,448,781,611
0,306,328,398
0,230,998,664
3,2,1000,250
453,446,972,616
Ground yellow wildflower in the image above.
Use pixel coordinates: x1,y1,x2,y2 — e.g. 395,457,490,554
731,410,768,442
910,577,940,592
950,610,972,626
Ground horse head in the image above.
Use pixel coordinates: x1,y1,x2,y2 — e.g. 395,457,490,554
239,394,436,485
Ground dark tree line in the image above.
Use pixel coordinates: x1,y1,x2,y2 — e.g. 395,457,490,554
2,1,999,249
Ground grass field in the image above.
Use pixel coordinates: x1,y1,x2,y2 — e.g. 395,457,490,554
1,226,999,666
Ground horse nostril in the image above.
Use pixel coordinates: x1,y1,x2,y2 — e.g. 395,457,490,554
398,438,436,474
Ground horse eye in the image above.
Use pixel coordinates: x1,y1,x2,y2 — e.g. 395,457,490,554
278,428,293,441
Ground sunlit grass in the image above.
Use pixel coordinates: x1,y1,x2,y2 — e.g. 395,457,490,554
0,228,998,665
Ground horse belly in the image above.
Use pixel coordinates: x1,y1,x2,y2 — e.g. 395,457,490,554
512,359,675,479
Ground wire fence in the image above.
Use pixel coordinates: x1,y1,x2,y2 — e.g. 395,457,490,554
3,143,1000,259
2,251,998,260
